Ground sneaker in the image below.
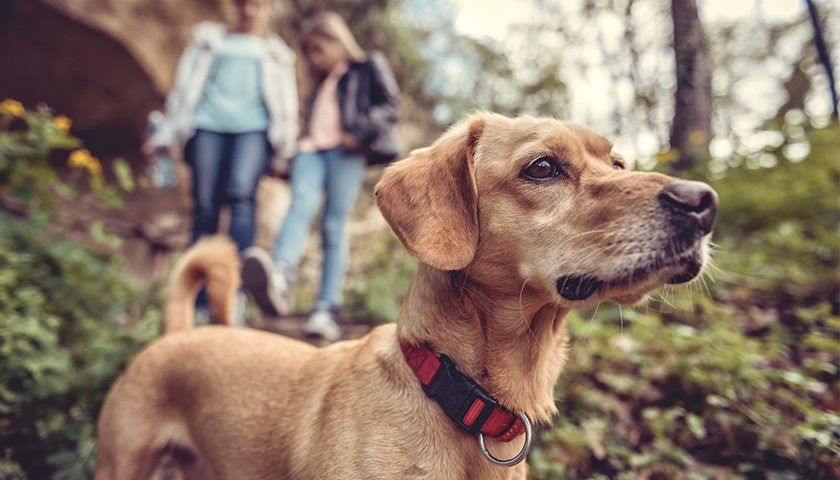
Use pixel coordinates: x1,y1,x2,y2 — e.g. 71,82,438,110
230,290,248,328
241,247,291,317
303,308,341,342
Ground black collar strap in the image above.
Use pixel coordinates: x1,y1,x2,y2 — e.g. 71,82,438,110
400,343,526,442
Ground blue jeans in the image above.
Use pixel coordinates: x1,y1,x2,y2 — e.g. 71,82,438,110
188,130,270,251
273,148,366,309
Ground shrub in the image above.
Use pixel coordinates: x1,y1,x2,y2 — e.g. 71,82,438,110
0,101,161,479
0,213,162,479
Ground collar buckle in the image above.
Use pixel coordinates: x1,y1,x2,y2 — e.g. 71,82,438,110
422,353,500,436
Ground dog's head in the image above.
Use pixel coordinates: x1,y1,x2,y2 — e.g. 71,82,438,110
375,113,717,308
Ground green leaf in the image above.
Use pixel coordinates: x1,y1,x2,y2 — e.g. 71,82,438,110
88,173,103,194
112,158,135,192
88,219,122,249
686,413,707,440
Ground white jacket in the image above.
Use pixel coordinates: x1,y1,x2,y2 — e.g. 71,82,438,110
161,22,299,168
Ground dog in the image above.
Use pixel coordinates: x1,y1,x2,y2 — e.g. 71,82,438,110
95,113,717,479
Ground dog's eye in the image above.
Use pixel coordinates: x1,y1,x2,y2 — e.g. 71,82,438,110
612,160,625,170
522,157,562,180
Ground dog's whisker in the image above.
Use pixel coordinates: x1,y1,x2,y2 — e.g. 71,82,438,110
518,278,547,353
657,287,678,313
698,274,712,299
618,304,625,337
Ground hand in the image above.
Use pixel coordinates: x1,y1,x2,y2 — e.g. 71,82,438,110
341,133,361,154
142,141,177,161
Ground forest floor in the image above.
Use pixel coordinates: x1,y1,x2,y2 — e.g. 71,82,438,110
248,312,372,344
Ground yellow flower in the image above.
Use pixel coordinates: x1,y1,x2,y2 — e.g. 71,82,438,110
54,115,72,134
68,149,88,168
68,149,102,175
0,99,25,118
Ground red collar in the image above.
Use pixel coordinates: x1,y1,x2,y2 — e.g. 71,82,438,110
400,343,526,443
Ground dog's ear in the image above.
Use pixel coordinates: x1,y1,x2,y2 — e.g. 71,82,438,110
375,117,486,270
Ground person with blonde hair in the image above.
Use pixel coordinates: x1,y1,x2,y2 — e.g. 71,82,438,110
146,0,298,326
242,11,400,341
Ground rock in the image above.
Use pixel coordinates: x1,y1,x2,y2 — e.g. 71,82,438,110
0,0,224,155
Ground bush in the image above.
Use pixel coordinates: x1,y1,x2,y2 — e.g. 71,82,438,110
710,124,839,305
529,299,839,479
0,100,161,479
0,213,162,479
345,233,417,324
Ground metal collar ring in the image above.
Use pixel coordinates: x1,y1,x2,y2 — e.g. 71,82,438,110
478,412,532,467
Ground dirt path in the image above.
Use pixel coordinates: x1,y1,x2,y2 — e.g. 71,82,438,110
247,313,373,345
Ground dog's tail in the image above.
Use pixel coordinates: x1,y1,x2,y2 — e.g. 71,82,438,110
163,235,241,334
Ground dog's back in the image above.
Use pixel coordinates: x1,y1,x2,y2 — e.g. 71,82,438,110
95,235,326,479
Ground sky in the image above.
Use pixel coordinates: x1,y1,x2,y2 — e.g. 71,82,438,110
450,0,538,40
451,0,807,43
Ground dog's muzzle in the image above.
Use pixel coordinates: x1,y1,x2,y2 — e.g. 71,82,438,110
555,180,718,300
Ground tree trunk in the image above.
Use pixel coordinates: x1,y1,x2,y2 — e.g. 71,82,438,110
669,0,712,173
805,0,839,119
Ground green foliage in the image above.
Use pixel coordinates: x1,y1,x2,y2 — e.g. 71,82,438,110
0,213,162,479
0,101,160,479
345,233,417,324
0,99,836,479
0,101,81,213
530,298,839,479
709,123,840,303
0,100,133,224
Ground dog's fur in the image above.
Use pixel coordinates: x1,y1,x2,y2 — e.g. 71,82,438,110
95,113,717,480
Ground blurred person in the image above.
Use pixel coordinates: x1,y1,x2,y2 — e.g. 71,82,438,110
145,0,298,326
242,11,400,341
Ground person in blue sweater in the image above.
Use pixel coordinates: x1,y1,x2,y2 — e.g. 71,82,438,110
146,0,298,326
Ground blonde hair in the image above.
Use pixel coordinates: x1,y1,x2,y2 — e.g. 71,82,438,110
301,11,366,63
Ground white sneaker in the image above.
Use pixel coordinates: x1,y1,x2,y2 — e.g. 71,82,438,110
231,290,248,328
303,309,341,342
241,247,291,317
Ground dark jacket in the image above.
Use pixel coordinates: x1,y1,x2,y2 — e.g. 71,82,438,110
329,52,401,164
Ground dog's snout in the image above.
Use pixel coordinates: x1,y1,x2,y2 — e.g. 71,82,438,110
659,181,718,233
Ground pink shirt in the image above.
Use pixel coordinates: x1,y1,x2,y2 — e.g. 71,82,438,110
298,62,350,152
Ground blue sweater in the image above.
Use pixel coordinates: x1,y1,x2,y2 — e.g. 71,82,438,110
193,34,270,134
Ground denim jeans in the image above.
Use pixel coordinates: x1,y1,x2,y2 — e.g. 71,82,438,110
273,148,366,309
188,129,270,251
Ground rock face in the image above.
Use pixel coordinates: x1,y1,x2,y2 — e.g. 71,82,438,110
0,0,232,276
0,0,225,154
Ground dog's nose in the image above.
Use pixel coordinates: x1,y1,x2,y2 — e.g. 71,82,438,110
658,180,718,234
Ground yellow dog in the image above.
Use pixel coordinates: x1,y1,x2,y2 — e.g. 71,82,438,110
95,113,717,479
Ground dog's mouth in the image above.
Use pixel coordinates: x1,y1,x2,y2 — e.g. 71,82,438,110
556,245,706,302
663,255,703,284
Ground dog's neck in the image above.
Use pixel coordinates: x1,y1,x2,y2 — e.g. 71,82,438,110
397,263,570,423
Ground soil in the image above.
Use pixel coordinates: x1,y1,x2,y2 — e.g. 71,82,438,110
247,312,373,345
